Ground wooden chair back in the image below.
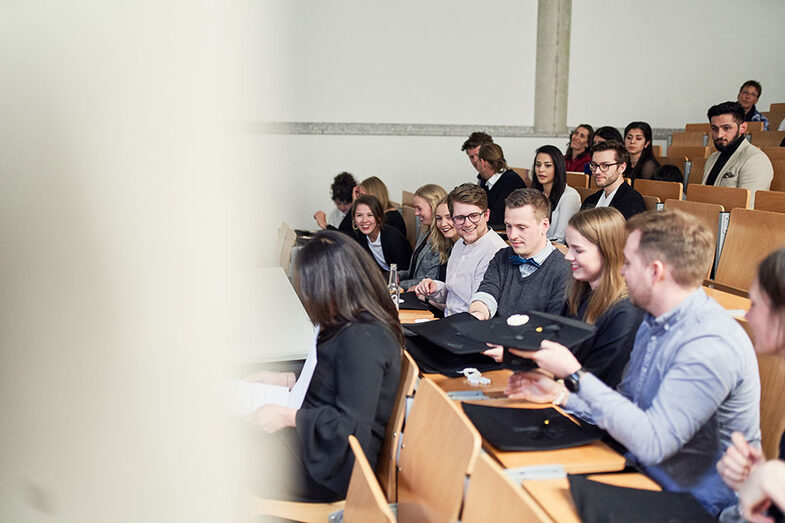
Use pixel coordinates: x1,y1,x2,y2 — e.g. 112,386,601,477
634,179,683,202
397,377,482,523
511,167,531,186
344,435,397,523
642,195,660,211
671,131,707,147
754,190,785,213
771,159,785,192
744,121,765,133
668,145,710,159
751,131,785,148
688,157,708,185
686,184,750,211
461,453,553,523
685,123,711,133
656,155,687,172
401,205,417,249
575,186,596,203
275,221,297,276
402,190,415,207
763,147,785,161
377,350,419,502
566,171,589,189
757,354,785,459
715,208,785,290
651,144,662,157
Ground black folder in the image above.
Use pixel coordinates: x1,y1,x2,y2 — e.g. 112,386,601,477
403,312,490,354
568,475,714,523
404,334,503,376
461,404,602,451
397,291,430,311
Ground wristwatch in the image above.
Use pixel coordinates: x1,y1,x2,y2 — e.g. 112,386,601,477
564,368,587,393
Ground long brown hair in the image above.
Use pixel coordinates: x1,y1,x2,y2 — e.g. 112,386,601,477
293,230,404,346
359,176,393,212
566,207,628,324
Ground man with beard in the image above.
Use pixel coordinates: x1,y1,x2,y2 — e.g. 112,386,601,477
580,140,646,219
504,210,760,517
702,101,773,204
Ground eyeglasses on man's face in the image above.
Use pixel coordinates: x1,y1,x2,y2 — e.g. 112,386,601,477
589,162,620,173
451,212,483,226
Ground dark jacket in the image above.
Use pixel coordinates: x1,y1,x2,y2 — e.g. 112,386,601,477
480,170,526,227
357,225,413,273
580,181,646,219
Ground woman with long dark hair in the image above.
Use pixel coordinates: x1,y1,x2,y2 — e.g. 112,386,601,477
530,145,581,243
564,124,594,172
624,121,659,182
248,230,403,502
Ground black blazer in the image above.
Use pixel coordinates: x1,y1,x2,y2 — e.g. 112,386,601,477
480,170,526,227
358,225,413,273
384,210,407,238
580,181,646,220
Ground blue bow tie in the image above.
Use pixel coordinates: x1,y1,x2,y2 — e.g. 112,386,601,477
510,255,541,268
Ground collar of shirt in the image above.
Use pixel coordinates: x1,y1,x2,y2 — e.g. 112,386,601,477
486,171,503,190
596,184,621,207
516,241,555,277
642,286,705,332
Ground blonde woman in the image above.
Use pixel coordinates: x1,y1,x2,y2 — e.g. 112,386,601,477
399,184,447,289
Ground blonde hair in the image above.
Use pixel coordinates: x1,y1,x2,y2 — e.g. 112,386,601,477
359,176,392,211
430,197,454,264
414,184,447,234
626,210,714,288
566,208,628,324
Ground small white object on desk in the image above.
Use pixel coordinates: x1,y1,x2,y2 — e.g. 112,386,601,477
461,367,491,386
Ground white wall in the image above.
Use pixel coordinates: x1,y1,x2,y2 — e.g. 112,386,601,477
568,0,785,128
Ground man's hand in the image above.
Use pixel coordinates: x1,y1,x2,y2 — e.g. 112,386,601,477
505,370,564,403
313,210,327,230
247,405,297,433
415,278,437,299
738,460,785,523
468,300,490,320
482,343,504,362
717,431,765,491
509,340,582,379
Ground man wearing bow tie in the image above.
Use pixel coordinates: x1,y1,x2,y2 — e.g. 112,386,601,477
468,188,570,322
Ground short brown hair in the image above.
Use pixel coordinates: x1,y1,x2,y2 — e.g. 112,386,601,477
461,131,493,151
447,183,487,214
505,188,551,221
626,210,713,287
740,80,762,98
351,194,385,229
591,140,630,166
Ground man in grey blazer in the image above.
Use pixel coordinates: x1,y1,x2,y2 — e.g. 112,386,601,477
702,101,773,204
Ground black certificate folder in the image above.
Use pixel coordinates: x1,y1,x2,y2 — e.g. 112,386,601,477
461,404,602,451
403,312,489,354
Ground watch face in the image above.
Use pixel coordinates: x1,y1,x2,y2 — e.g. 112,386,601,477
565,374,579,393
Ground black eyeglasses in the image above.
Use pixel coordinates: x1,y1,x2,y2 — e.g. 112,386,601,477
589,162,620,173
451,212,483,226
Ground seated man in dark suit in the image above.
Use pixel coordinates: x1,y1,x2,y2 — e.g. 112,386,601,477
581,140,646,220
477,143,526,227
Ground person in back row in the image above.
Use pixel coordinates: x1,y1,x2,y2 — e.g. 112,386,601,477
506,210,760,516
703,101,773,205
564,124,594,173
313,171,357,234
624,121,659,182
469,188,570,322
399,184,448,289
737,80,769,131
476,142,526,227
581,140,646,219
461,131,494,174
415,183,507,316
530,144,581,243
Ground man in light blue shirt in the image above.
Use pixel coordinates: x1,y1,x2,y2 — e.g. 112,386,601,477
506,210,760,517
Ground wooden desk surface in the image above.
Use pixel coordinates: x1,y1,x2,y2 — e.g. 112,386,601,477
425,369,513,393
486,438,626,474
522,473,660,523
398,308,435,324
703,285,750,315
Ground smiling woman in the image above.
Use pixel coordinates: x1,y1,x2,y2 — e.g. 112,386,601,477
564,124,594,172
530,144,581,243
351,194,412,274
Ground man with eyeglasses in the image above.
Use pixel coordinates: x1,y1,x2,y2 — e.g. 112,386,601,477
580,140,646,219
414,183,507,316
737,80,769,131
702,101,773,205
